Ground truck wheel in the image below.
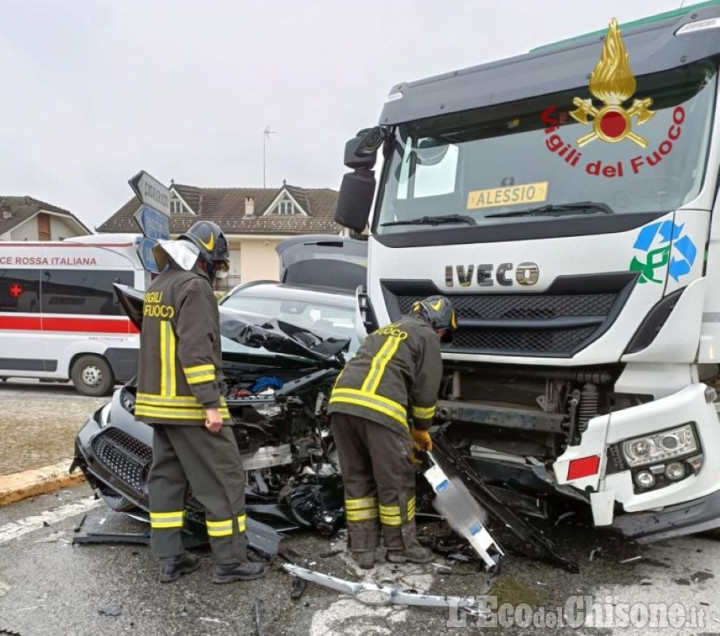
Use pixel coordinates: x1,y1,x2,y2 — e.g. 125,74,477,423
71,355,115,397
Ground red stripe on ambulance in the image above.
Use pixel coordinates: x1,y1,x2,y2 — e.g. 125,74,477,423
0,316,138,334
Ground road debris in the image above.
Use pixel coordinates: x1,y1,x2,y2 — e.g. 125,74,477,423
253,599,265,636
589,547,602,562
283,563,489,617
620,556,642,564
98,605,122,617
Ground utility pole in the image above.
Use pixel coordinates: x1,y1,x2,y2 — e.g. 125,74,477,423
263,126,276,188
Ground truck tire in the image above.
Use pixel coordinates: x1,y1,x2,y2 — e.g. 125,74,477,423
71,355,115,397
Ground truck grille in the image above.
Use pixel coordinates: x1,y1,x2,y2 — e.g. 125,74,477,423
91,428,152,495
388,274,635,357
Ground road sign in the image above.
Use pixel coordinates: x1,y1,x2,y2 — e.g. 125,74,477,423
137,237,160,273
134,204,170,240
129,170,171,217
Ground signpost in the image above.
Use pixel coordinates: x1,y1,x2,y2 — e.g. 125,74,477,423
138,237,159,272
129,170,171,273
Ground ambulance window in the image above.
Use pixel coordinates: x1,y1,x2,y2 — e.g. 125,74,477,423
0,270,40,313
40,270,134,315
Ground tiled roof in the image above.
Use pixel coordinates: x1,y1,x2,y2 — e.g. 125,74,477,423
0,196,90,236
97,184,341,236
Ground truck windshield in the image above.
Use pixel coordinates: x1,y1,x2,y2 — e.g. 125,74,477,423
375,60,717,235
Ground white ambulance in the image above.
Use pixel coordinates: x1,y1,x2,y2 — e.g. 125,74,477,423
0,234,150,395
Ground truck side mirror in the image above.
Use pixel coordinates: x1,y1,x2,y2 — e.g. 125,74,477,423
343,127,387,170
334,168,376,233
335,127,388,232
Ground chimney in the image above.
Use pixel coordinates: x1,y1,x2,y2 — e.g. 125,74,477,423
2,209,11,220
244,197,255,216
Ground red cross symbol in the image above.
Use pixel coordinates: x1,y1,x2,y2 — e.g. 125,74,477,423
9,283,23,299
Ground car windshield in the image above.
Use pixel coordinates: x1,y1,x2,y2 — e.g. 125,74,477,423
375,60,717,234
221,292,360,354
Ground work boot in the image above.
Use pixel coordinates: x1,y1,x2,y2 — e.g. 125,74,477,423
386,545,434,564
212,561,266,584
159,552,201,583
352,550,376,570
384,521,434,564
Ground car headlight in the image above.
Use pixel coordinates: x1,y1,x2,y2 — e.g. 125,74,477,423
98,403,112,428
621,424,699,468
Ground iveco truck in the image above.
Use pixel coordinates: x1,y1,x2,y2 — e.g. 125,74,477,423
333,2,720,541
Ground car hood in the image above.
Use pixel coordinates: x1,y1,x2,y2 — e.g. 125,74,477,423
114,283,350,364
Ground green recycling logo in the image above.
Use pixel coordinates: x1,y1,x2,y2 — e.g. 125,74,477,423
629,220,697,285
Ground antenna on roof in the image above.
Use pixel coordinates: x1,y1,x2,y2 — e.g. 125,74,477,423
263,126,276,188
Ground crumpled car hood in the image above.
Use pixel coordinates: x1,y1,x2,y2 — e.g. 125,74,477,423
114,283,350,364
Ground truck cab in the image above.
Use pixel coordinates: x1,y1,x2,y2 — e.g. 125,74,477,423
334,3,720,541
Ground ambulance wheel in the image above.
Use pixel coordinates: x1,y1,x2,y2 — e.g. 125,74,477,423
72,355,115,397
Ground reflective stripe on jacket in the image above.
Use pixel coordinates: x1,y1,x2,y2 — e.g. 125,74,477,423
136,267,229,426
327,314,442,435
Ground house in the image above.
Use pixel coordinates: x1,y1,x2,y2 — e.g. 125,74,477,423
0,196,91,241
98,182,341,286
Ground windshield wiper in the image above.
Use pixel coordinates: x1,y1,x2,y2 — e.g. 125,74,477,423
485,202,613,218
381,214,477,227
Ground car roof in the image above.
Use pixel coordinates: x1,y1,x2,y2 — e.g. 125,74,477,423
221,280,355,308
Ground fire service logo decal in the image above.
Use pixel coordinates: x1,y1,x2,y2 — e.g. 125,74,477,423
541,18,685,178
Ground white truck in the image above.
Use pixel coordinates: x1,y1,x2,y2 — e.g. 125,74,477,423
332,2,720,542
0,234,149,395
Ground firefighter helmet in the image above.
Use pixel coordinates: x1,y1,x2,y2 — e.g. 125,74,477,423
179,221,230,279
411,295,457,341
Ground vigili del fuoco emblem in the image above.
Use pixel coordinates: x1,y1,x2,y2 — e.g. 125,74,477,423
570,19,655,148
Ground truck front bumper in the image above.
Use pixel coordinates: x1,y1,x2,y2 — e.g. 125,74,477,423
555,383,720,529
610,486,720,542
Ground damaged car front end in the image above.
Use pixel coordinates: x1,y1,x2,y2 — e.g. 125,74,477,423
72,285,349,554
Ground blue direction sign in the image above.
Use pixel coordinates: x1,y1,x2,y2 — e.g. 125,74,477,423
138,237,160,273
134,204,170,240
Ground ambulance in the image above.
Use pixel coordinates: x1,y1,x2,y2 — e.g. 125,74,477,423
0,234,149,395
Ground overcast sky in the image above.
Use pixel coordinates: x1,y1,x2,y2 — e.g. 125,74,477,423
0,0,685,229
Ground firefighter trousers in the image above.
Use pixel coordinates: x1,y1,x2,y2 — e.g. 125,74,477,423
331,413,420,552
148,425,248,565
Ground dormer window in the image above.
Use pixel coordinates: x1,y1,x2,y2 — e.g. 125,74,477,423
170,193,189,215
270,196,301,215
278,199,296,215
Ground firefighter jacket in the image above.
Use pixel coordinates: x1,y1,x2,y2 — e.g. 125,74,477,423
135,266,230,426
328,314,443,435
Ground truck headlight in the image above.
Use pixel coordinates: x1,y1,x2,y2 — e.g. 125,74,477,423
621,424,699,468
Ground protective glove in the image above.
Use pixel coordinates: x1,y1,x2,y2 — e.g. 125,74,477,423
411,428,433,453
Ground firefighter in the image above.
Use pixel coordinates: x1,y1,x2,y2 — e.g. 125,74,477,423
137,220,265,584
328,296,456,568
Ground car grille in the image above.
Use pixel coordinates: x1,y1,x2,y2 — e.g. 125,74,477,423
91,428,152,496
392,280,631,357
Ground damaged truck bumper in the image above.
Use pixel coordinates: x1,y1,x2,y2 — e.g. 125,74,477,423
554,383,720,537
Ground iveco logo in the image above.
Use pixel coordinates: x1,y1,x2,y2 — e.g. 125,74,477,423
444,263,540,287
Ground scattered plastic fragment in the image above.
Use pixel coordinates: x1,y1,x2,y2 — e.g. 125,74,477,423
589,548,602,562
620,556,642,564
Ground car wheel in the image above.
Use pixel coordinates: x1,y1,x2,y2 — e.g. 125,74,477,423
71,355,115,397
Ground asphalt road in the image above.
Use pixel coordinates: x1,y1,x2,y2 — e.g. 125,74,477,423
1,485,720,635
